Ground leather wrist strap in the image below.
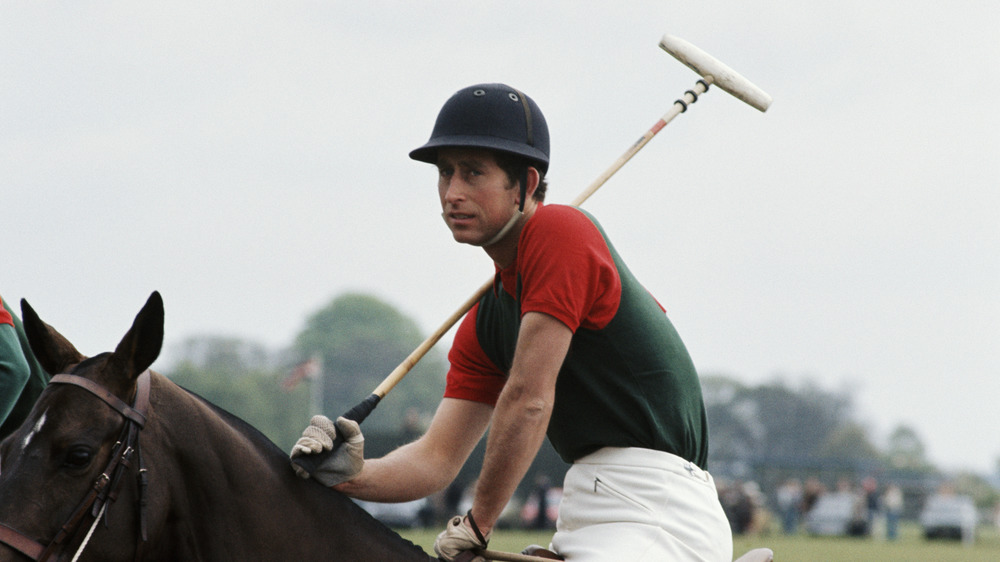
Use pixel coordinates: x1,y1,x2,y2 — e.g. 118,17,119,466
465,509,489,545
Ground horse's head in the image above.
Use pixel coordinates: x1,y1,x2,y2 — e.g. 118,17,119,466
0,292,163,561
1,291,433,562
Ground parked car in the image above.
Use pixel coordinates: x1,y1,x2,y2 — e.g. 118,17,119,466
920,494,977,542
804,491,869,537
353,498,433,529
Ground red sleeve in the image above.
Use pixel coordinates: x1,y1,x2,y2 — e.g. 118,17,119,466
0,296,13,327
443,303,506,406
517,205,620,332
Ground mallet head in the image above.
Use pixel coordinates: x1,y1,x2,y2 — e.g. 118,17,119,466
659,34,772,112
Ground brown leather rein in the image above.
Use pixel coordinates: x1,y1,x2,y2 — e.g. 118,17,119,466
0,370,151,561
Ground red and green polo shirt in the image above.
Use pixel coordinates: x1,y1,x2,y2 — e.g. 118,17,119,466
445,204,709,466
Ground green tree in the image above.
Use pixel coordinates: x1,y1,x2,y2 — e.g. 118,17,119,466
703,375,856,462
166,336,310,450
885,424,932,471
702,374,890,496
293,293,446,435
953,471,1000,510
819,422,882,460
702,376,762,461
749,379,853,460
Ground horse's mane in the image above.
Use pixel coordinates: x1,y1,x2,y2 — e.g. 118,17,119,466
167,379,431,559
174,382,288,462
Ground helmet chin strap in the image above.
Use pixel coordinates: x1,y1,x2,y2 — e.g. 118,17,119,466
479,169,529,248
478,207,523,247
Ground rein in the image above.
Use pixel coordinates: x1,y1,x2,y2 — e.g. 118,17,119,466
0,370,151,562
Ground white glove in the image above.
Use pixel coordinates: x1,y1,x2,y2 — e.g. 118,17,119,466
434,514,490,561
289,415,364,487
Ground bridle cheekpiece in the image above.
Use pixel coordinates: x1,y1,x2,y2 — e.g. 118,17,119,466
0,370,151,561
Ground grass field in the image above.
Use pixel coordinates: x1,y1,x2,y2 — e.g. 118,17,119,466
399,522,1000,561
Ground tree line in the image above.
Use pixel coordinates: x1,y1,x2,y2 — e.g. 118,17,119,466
162,292,997,508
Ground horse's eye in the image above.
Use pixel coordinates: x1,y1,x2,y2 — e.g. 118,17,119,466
63,446,94,469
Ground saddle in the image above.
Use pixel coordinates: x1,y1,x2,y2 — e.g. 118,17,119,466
455,545,563,561
458,544,773,562
521,545,563,560
519,545,774,561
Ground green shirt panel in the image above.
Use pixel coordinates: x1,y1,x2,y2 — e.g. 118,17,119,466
475,210,708,465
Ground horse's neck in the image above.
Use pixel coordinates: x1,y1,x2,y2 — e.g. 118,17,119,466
142,378,430,561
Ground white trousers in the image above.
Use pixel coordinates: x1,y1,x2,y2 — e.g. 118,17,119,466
551,447,733,562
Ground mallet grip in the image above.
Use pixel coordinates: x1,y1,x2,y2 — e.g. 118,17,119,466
291,393,381,475
292,279,493,477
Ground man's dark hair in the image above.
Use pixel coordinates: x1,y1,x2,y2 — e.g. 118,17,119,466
494,152,548,203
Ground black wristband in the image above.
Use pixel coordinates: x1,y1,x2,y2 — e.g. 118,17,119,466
465,509,489,546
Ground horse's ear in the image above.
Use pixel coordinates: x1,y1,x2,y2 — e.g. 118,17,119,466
20,299,87,376
109,291,164,380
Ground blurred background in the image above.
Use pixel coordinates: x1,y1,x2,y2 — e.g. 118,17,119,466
4,0,997,547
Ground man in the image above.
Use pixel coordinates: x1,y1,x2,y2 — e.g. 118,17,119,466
292,83,732,561
0,294,49,440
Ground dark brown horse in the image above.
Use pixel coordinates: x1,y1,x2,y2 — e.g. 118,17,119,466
0,292,433,561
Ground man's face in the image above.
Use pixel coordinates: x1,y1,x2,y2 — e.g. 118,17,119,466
436,147,518,246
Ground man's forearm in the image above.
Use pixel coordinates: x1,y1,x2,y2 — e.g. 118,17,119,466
335,397,493,502
469,311,570,534
472,385,552,533
336,440,451,502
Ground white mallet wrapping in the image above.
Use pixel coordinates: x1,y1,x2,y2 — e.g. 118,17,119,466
659,34,772,112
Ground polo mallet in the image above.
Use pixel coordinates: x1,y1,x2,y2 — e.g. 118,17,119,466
293,33,771,475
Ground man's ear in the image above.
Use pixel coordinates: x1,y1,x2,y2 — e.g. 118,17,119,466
521,166,541,205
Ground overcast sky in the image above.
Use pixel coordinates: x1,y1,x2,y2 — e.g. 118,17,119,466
4,2,998,474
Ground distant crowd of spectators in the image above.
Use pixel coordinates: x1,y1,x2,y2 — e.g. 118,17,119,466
716,475,907,539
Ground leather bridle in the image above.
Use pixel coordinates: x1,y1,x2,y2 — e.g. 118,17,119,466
0,370,151,561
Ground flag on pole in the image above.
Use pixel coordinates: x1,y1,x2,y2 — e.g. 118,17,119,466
281,356,321,391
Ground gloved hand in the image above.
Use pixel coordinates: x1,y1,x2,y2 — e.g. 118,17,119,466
434,513,490,561
289,415,364,487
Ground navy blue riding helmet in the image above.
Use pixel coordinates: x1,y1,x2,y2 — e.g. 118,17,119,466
410,83,550,211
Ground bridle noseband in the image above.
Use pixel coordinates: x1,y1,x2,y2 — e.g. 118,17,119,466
0,370,151,562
